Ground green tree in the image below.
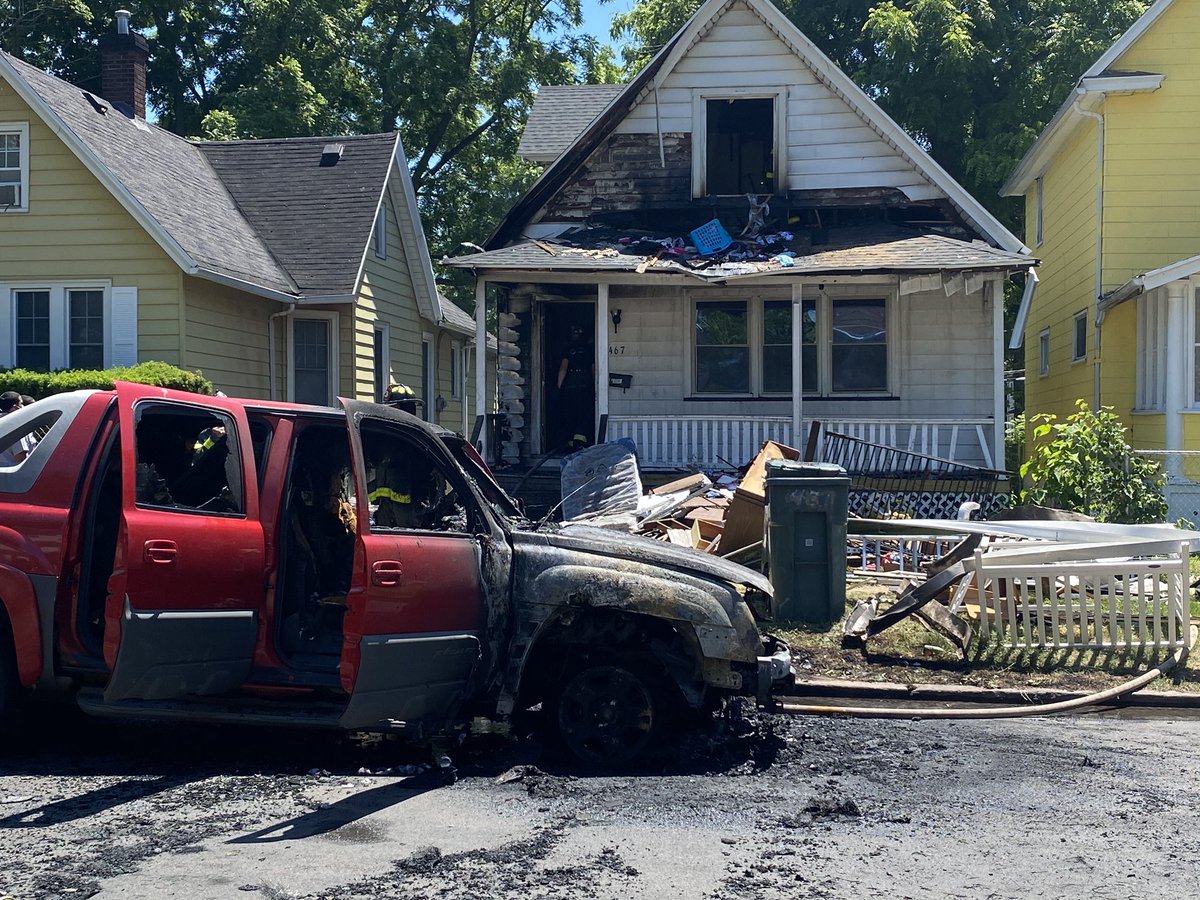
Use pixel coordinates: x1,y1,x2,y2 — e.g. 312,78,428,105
1018,400,1168,524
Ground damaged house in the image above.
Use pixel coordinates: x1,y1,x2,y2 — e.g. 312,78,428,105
446,0,1036,485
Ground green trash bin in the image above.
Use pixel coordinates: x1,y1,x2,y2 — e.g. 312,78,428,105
765,460,850,626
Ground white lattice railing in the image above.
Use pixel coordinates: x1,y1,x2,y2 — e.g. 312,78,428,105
605,415,996,470
973,539,1191,650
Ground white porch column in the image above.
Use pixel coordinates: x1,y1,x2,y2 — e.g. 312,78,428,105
596,283,610,440
791,280,804,448
474,278,488,455
1165,281,1189,457
991,275,1005,472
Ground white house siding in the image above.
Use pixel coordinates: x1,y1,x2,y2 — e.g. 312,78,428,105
613,0,937,200
600,281,995,464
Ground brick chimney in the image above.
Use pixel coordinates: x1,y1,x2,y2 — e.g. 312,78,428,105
98,10,148,118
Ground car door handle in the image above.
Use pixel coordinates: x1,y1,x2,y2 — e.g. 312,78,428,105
144,540,178,564
372,560,403,586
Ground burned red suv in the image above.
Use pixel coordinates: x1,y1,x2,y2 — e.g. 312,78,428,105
0,383,789,764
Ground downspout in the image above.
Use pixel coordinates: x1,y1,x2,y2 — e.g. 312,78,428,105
269,306,294,401
1074,96,1104,410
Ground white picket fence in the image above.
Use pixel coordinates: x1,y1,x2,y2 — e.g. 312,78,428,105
970,539,1191,650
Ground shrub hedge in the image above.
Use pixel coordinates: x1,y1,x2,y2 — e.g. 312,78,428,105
0,361,213,399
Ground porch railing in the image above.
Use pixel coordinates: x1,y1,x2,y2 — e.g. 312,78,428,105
606,415,996,471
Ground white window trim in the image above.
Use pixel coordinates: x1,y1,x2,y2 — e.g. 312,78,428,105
287,310,340,405
421,332,435,420
1038,328,1050,378
1072,309,1087,362
374,204,387,259
1190,279,1200,409
0,281,113,369
1034,175,1044,247
450,341,463,400
0,122,30,214
690,87,787,199
1137,291,1168,411
685,289,897,399
373,321,390,402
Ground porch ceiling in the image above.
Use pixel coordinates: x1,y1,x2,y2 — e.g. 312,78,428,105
443,225,1035,281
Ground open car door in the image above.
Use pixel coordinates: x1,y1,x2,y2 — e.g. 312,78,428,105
338,400,499,730
102,384,266,702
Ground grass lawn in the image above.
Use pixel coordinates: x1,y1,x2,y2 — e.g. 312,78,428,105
776,576,1200,695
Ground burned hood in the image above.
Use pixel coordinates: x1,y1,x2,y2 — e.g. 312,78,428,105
513,524,772,595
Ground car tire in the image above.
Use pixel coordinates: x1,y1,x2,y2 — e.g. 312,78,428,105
553,654,671,768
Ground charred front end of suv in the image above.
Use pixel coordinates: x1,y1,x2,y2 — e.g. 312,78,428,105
502,525,791,721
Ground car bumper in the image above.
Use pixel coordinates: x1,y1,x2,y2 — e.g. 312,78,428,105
756,634,794,700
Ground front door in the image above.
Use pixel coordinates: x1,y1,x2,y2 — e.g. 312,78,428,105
542,302,595,453
338,400,492,730
103,385,266,702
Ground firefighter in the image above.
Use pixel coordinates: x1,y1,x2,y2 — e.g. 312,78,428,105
383,382,423,415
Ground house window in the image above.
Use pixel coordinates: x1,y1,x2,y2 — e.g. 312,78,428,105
291,313,338,407
372,323,389,402
374,204,387,259
69,289,105,369
1193,287,1200,406
1039,329,1050,377
0,123,29,212
14,290,50,371
451,343,463,400
1072,310,1088,362
762,300,792,394
695,301,749,394
831,299,887,393
1137,292,1166,410
1035,176,1044,246
706,98,774,195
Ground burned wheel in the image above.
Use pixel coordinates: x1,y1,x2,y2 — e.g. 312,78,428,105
555,658,665,767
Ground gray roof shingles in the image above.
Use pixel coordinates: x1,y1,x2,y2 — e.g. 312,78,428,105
5,52,297,294
517,84,625,162
199,134,397,297
5,52,398,299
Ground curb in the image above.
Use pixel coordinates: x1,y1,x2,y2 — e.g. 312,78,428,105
787,676,1200,709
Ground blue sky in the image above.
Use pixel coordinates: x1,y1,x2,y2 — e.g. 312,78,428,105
579,0,636,47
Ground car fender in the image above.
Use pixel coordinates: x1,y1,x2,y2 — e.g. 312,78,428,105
529,563,760,663
0,564,43,687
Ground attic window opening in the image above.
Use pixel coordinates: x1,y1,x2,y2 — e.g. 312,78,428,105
705,98,774,195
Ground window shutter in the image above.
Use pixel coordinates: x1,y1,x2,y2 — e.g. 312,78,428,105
111,286,138,367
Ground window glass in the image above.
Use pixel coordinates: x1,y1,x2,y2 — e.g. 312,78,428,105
374,205,386,258
15,289,50,371
134,406,244,515
1039,330,1050,377
695,301,749,393
69,289,105,370
762,300,792,393
1073,311,1087,362
361,423,469,533
0,131,20,205
294,318,331,406
801,298,818,394
831,299,887,392
706,98,774,195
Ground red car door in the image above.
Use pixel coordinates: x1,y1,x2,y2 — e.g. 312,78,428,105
337,400,502,730
102,384,266,702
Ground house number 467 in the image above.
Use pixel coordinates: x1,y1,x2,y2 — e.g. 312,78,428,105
609,345,626,355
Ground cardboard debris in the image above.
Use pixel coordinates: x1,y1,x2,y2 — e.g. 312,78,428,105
628,439,802,564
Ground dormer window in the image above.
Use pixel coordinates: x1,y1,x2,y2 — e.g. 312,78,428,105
0,123,29,212
693,91,783,197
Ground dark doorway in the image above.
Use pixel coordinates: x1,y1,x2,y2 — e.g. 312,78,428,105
543,303,595,452
706,97,774,195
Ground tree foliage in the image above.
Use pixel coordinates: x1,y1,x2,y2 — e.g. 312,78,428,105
1018,401,1168,524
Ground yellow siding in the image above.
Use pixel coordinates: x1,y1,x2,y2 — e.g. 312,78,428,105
1098,300,1137,432
1023,120,1099,424
0,81,183,363
1102,0,1200,289
1132,413,1167,449
181,276,275,398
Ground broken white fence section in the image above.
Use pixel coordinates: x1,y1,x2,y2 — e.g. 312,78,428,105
971,539,1191,651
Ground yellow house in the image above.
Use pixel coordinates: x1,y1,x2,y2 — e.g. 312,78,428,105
0,21,483,433
1001,0,1200,519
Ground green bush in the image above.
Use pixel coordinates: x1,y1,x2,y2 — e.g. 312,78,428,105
1019,400,1168,524
0,362,213,399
